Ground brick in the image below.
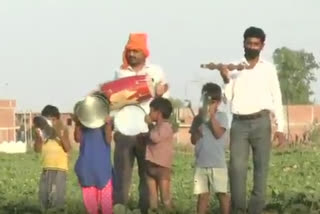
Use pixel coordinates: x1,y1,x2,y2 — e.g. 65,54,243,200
0,100,16,108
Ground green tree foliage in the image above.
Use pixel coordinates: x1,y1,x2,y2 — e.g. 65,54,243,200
273,47,319,104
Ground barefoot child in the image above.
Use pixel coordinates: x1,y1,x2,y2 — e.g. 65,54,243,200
190,83,230,214
33,105,71,212
74,115,113,214
143,97,174,211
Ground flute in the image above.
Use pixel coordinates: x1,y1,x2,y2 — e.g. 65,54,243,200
200,63,249,71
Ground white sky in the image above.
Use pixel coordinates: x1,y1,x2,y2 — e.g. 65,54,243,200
0,0,319,112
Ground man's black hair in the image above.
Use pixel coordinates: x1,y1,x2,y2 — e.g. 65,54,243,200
243,26,266,43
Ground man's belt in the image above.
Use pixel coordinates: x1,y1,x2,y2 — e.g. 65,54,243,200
233,110,269,120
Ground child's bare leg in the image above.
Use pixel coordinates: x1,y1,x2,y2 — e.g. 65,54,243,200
146,176,158,209
216,192,230,214
158,179,172,210
197,193,210,214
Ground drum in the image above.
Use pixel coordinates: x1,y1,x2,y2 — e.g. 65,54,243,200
100,75,154,109
113,104,148,136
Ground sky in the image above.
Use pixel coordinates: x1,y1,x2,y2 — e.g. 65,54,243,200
0,0,319,112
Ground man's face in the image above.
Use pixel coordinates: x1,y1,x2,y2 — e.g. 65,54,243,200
243,37,264,59
126,49,146,67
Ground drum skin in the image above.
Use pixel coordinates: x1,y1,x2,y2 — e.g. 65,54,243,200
113,104,148,136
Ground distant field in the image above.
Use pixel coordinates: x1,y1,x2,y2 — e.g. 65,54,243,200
0,146,320,214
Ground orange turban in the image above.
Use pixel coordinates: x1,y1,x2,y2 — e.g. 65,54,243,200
121,33,150,69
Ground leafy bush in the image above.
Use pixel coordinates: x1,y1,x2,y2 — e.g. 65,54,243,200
1,146,320,213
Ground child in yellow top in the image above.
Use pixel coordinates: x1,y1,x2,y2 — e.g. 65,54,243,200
33,105,71,212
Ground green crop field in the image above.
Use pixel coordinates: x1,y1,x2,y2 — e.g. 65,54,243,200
0,145,320,214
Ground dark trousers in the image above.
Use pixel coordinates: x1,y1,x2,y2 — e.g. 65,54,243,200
229,112,271,214
113,132,149,214
39,169,67,211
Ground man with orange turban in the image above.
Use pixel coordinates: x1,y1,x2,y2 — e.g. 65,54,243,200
113,33,169,213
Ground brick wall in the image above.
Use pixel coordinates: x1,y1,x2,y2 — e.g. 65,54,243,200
284,105,320,141
176,105,320,144
0,100,16,142
3,103,319,145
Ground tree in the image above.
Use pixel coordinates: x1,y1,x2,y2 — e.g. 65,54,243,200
273,47,319,104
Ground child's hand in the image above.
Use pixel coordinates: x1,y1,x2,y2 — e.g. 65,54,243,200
35,128,44,141
104,116,113,143
35,128,42,137
56,129,64,140
144,115,152,125
71,113,78,121
71,114,81,126
105,116,113,125
209,101,219,118
53,121,64,139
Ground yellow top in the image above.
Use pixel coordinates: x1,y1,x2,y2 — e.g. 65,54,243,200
41,138,68,171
